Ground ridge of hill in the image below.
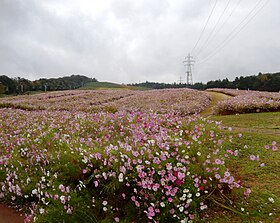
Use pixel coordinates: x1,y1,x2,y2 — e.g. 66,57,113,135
79,81,149,90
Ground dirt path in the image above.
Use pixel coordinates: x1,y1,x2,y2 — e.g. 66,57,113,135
200,91,231,117
0,204,24,223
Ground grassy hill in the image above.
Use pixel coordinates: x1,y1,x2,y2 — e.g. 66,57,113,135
79,81,150,90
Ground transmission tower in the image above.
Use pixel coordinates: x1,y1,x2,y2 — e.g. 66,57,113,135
178,76,184,84
183,53,195,85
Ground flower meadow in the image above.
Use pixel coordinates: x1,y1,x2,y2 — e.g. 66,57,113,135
0,89,278,222
0,88,211,115
207,88,280,115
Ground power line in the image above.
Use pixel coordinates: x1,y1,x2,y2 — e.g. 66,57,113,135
197,0,266,63
195,0,232,58
195,0,242,60
208,0,242,47
197,0,270,64
191,0,218,55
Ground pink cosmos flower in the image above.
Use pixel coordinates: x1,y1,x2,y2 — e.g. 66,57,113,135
233,150,238,156
272,141,278,151
189,214,195,219
59,184,65,192
66,186,70,193
224,171,230,178
250,155,256,161
135,201,140,207
131,196,136,202
272,146,278,151
177,172,185,180
244,188,251,196
215,159,221,165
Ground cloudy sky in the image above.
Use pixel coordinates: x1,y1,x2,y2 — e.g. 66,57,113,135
0,0,279,84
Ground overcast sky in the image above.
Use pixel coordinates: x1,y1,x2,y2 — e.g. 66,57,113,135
0,0,279,84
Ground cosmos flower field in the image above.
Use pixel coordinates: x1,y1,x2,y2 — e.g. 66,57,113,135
0,89,211,115
207,88,280,115
0,89,278,222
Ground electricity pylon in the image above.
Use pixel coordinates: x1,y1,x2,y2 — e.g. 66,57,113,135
178,76,184,84
183,53,195,85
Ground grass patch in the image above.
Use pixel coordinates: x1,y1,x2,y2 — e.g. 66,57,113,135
201,91,232,117
211,112,280,130
79,82,127,90
79,82,150,90
208,112,280,222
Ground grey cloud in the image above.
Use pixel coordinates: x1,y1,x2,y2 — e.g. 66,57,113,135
0,0,279,83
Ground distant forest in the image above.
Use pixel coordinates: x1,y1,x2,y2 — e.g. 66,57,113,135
130,72,280,92
0,72,279,95
0,75,97,94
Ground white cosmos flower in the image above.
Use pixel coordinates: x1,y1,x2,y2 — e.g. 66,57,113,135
118,173,124,182
39,208,45,214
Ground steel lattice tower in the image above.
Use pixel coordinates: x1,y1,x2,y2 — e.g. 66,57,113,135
183,53,195,85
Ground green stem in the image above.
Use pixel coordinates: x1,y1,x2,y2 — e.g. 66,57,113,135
210,198,245,216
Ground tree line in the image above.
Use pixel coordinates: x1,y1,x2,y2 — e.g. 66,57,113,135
0,75,97,95
1,72,279,95
130,72,280,92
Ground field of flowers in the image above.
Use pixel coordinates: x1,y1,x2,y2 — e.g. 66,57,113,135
207,88,280,115
0,89,278,222
0,89,211,115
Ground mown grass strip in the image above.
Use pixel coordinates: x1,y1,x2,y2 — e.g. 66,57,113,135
208,112,280,222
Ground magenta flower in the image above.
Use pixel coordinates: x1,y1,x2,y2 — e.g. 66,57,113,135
176,179,184,185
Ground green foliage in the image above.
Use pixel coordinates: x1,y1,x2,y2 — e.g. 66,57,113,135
128,81,187,89
208,72,280,92
0,75,97,94
79,82,126,90
0,75,17,94
34,75,97,91
130,72,280,92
